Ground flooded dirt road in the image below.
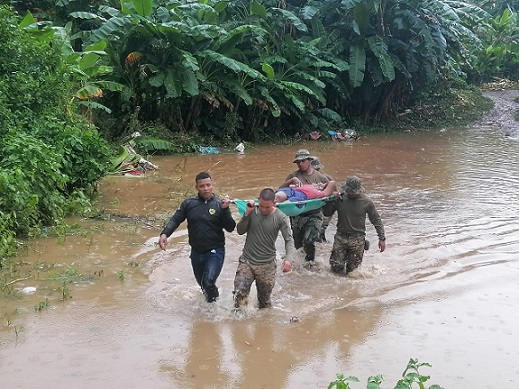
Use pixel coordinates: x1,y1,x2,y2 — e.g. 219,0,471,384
1,91,519,388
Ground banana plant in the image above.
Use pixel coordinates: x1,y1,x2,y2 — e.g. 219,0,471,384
20,11,124,113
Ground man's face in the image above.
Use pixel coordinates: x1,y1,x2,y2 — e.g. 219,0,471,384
258,198,276,215
195,178,213,200
295,158,312,173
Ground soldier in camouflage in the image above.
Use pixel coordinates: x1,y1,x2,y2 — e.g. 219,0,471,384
281,149,330,262
233,188,295,309
323,176,386,275
311,157,335,242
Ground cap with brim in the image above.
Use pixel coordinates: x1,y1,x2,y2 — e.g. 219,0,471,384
311,158,323,170
293,149,315,163
342,176,364,195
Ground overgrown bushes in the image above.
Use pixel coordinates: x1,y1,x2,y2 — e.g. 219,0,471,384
0,6,110,266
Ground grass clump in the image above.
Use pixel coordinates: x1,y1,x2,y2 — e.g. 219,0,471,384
328,358,444,389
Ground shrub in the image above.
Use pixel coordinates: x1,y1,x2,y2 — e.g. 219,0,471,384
0,6,110,258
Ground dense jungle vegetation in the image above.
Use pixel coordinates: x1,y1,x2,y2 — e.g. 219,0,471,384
1,0,519,267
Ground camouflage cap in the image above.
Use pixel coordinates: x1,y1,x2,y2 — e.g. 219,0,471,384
293,149,315,162
311,157,324,170
343,176,364,195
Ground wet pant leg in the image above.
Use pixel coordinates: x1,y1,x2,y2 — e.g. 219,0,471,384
303,242,316,261
233,257,255,308
254,261,276,309
191,247,225,302
233,258,276,309
292,213,322,261
302,213,322,261
329,235,347,273
345,240,365,274
329,235,365,274
291,217,304,250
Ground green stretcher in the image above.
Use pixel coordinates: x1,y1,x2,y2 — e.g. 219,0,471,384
232,195,335,217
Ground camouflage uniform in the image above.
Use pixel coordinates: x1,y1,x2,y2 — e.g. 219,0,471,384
233,203,294,309
311,158,335,243
329,234,365,274
233,256,276,308
286,150,330,261
323,176,386,275
291,211,323,261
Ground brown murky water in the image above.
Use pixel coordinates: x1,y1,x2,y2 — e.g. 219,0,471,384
2,118,519,388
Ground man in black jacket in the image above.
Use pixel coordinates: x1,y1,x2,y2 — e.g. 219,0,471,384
158,172,236,302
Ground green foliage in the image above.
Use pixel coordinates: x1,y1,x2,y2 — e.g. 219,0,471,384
467,8,519,83
0,6,111,260
9,0,513,143
49,267,92,283
377,82,494,132
34,298,50,312
328,359,444,389
75,0,496,140
0,216,16,268
328,374,360,389
132,136,175,153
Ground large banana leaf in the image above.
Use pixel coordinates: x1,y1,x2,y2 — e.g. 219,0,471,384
69,12,106,21
200,50,266,81
259,86,281,117
133,0,153,17
77,100,112,113
367,36,395,82
250,1,267,19
225,79,253,105
133,136,174,152
281,81,325,105
76,85,103,99
87,16,133,45
349,45,366,87
270,8,308,33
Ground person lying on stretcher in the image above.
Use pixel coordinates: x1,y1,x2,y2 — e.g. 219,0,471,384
274,178,338,203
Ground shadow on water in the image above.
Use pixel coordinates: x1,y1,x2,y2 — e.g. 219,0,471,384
1,122,519,388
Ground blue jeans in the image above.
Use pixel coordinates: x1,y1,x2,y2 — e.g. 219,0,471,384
190,247,225,302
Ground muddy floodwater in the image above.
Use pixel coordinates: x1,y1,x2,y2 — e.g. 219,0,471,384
2,93,519,388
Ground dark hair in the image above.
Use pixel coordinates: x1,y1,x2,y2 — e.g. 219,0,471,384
259,188,275,202
195,172,211,182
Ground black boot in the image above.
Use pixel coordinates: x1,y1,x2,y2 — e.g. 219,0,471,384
304,243,315,262
204,285,219,303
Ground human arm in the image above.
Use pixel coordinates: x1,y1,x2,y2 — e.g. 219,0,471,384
367,201,386,252
220,196,236,232
281,173,300,188
279,214,296,269
378,239,386,252
236,200,255,235
322,199,337,217
284,177,302,188
321,180,338,197
158,204,187,250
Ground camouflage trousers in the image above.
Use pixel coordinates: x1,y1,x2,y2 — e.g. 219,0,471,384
291,212,323,261
329,234,365,275
233,256,276,309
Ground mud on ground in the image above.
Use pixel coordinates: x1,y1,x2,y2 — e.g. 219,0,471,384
476,88,519,137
